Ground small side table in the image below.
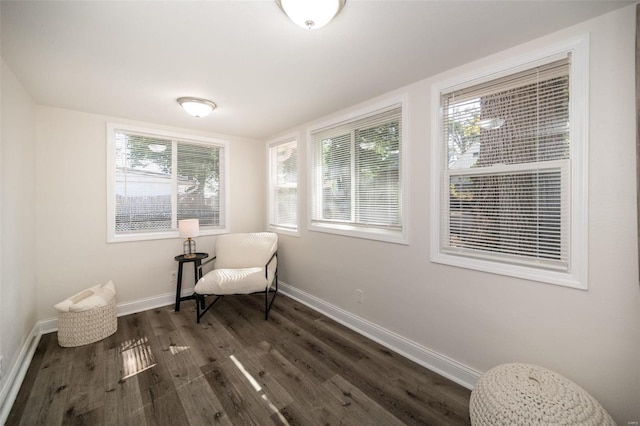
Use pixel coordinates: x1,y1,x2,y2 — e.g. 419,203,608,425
174,252,209,312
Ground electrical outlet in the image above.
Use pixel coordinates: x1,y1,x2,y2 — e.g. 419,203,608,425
355,289,364,304
169,271,177,284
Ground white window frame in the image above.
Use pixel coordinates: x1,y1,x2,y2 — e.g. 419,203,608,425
307,95,409,245
106,123,230,243
267,133,299,237
430,35,589,290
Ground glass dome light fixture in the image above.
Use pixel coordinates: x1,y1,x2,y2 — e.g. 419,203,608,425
177,97,217,118
276,0,346,30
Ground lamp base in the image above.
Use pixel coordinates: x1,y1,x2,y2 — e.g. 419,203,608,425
183,238,197,259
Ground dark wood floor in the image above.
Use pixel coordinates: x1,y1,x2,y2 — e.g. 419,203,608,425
6,293,471,425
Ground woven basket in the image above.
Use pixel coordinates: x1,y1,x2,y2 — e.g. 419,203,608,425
57,296,117,347
470,363,615,426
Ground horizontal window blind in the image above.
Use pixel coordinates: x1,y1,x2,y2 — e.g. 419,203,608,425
310,105,402,229
446,164,569,269
445,58,570,103
114,132,173,233
441,57,570,270
270,140,297,229
177,142,224,227
114,129,224,234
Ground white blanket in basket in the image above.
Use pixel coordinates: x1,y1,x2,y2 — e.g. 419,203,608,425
54,281,116,313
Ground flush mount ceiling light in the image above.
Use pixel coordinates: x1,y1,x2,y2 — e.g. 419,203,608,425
276,0,346,30
177,97,217,118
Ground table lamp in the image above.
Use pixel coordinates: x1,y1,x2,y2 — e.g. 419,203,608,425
178,219,199,258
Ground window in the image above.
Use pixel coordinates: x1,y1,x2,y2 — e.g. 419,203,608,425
267,136,298,234
431,36,588,289
107,124,229,242
309,97,408,244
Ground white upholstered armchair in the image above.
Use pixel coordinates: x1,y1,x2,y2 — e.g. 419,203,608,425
194,232,278,323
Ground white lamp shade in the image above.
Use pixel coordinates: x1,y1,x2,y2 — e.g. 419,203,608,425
177,97,216,118
178,219,200,238
279,0,343,29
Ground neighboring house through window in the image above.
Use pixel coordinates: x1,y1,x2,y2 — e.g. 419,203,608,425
308,96,408,244
431,36,589,289
267,136,298,235
107,124,229,242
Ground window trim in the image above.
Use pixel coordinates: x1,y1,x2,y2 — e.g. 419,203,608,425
106,123,230,243
307,95,410,245
266,132,300,237
430,35,589,290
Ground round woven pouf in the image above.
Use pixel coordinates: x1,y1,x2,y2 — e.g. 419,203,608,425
470,363,615,426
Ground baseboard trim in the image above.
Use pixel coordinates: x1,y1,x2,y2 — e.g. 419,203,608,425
0,325,41,425
279,282,480,390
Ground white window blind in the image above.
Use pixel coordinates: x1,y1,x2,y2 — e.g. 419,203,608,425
269,139,298,230
112,128,225,238
310,104,402,232
441,57,571,271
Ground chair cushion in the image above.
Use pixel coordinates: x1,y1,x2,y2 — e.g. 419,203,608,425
195,267,274,295
214,232,277,269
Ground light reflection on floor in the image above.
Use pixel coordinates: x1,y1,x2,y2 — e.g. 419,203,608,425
230,354,262,392
120,336,157,380
118,336,289,423
230,354,290,425
169,344,190,355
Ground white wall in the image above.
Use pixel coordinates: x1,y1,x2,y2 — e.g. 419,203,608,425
34,107,265,320
272,5,640,424
0,59,38,409
1,4,637,424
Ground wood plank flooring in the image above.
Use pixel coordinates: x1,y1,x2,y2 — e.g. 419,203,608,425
6,294,471,425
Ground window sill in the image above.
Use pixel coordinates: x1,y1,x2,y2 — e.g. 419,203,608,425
268,226,300,238
107,227,229,243
430,250,586,290
309,222,408,245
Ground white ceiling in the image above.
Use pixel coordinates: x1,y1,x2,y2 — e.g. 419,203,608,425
1,1,633,140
